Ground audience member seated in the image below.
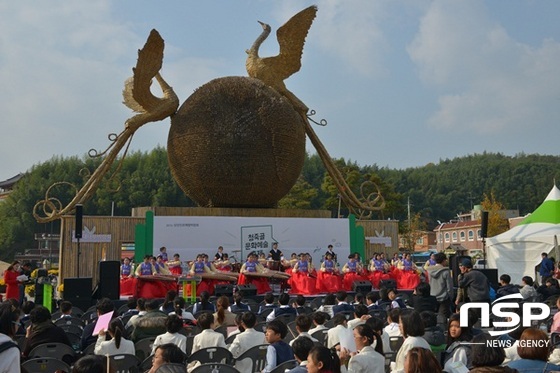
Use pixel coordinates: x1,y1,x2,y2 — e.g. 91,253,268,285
72,354,115,373
308,312,329,335
365,292,380,311
520,276,538,301
288,336,315,373
290,315,318,346
442,313,474,372
152,314,188,354
332,291,354,315
192,291,216,314
149,343,187,373
306,345,341,373
258,293,277,315
551,297,560,334
263,319,295,373
120,297,139,318
82,298,116,350
339,324,385,373
22,305,72,359
537,278,560,300
213,296,236,328
411,283,438,313
125,298,147,329
267,293,297,322
229,311,266,371
229,293,250,313
316,293,336,318
392,309,431,372
293,295,313,315
159,290,178,314
327,313,348,349
388,288,407,309
365,316,390,354
384,309,402,338
496,274,520,298
94,318,135,356
169,297,196,326
404,347,442,373
191,312,226,355
507,328,560,373
420,311,445,347
469,333,517,373
227,313,245,343
58,301,74,320
20,300,35,327
347,304,369,330
131,298,167,342
0,301,21,372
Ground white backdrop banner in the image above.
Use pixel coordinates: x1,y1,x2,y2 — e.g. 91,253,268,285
152,216,350,264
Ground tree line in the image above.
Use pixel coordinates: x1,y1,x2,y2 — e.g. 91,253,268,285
0,148,558,260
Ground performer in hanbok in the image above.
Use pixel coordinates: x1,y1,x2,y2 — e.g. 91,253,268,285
282,253,298,275
342,254,369,291
135,255,155,276
190,254,214,295
423,253,437,271
120,257,136,296
390,253,401,268
317,252,342,293
214,253,233,272
396,253,421,289
156,255,171,275
158,246,168,262
368,253,393,289
258,253,268,267
290,253,317,295
167,253,183,275
238,252,271,294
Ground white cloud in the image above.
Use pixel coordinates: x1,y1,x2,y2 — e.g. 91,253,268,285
408,0,560,135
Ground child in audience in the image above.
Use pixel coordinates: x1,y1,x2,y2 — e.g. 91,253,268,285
263,319,294,373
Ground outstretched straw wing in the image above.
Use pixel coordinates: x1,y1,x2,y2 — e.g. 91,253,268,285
123,29,165,112
268,5,317,80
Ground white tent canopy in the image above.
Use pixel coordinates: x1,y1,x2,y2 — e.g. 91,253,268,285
486,185,560,282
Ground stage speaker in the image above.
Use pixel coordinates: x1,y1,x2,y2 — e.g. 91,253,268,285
450,254,471,287
236,284,257,297
379,279,397,290
481,211,489,238
64,277,92,311
75,204,83,239
352,280,372,294
215,284,235,297
97,261,120,300
478,268,499,290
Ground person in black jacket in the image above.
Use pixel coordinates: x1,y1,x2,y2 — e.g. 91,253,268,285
496,274,520,298
412,282,439,313
23,306,72,360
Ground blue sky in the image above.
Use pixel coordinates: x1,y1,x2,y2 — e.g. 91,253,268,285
1,0,559,181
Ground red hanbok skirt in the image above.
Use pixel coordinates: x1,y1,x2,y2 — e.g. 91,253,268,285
342,272,369,291
395,269,421,289
238,273,271,294
316,271,343,293
120,277,137,296
169,266,183,276
289,271,317,295
367,271,395,289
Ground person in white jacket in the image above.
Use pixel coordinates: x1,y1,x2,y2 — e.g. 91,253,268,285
94,318,135,356
392,310,431,373
152,314,188,354
339,324,385,373
0,302,21,373
229,311,267,372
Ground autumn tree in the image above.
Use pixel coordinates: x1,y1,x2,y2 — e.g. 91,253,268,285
481,191,510,237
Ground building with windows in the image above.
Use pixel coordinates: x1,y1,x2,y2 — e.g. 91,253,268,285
0,173,23,202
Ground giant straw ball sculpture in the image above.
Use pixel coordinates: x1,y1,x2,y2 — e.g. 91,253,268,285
168,76,306,207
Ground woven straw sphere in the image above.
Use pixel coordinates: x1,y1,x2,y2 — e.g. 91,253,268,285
168,76,306,207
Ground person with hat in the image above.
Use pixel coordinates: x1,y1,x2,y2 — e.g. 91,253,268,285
456,258,490,308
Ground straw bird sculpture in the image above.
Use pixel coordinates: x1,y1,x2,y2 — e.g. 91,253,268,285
34,30,179,222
